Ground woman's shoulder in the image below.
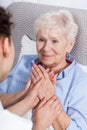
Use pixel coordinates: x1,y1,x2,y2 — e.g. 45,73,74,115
75,62,87,78
21,54,38,62
77,63,87,74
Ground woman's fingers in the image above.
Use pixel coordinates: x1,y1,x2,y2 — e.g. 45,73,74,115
31,65,39,78
45,96,62,111
32,64,43,78
45,96,56,106
38,65,49,79
31,64,44,84
37,98,47,109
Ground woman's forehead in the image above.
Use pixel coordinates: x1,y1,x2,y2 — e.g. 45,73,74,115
37,28,65,38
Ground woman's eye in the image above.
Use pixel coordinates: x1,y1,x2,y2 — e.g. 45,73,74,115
39,38,44,42
52,40,59,44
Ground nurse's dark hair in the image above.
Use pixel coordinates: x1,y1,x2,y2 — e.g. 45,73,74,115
0,6,14,38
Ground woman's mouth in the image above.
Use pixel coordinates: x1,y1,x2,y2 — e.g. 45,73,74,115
42,54,52,59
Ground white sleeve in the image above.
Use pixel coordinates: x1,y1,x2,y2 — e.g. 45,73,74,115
0,108,33,130
0,101,4,110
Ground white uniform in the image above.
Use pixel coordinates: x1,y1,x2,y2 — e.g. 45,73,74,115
0,101,33,130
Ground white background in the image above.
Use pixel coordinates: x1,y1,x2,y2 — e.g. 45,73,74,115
0,0,87,9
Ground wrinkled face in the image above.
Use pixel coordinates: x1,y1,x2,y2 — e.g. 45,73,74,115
36,28,73,68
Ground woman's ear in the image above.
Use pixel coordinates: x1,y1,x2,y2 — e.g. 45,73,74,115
2,38,10,58
67,40,75,53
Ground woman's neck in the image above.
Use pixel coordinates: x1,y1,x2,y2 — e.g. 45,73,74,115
43,60,70,75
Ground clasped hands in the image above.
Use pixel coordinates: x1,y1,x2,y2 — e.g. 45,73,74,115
25,64,62,130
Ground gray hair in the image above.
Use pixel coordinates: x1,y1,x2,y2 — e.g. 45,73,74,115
34,10,78,41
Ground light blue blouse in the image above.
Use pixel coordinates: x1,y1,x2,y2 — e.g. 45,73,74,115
0,54,87,130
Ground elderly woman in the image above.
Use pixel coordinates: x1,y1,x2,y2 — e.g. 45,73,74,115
1,10,87,130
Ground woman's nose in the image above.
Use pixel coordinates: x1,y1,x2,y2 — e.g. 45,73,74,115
43,42,51,51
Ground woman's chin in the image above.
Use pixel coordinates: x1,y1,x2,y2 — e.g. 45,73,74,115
42,61,53,67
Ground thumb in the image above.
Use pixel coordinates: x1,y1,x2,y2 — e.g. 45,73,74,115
51,74,57,85
26,79,31,90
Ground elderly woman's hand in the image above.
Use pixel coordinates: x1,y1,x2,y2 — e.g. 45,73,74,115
31,64,57,100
